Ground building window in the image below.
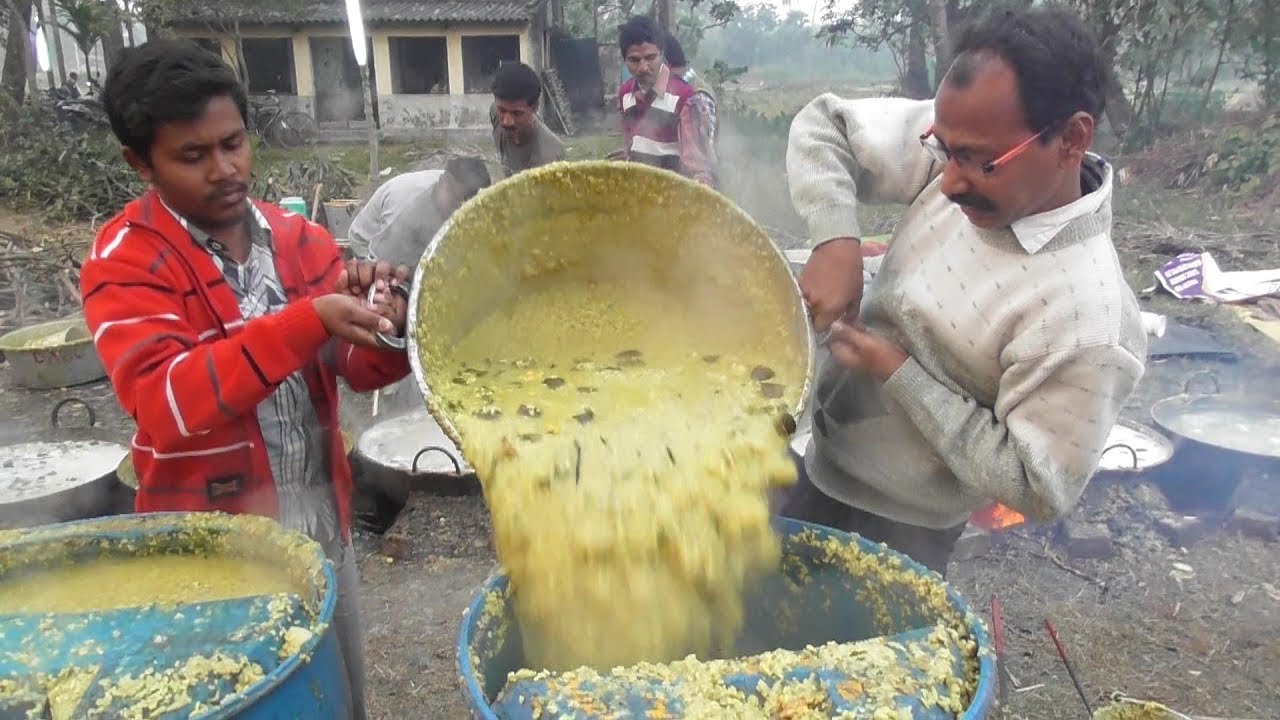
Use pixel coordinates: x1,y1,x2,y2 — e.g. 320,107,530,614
241,38,296,95
461,35,520,94
389,37,449,94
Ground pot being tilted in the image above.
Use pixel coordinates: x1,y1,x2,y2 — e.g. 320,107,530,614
397,161,815,455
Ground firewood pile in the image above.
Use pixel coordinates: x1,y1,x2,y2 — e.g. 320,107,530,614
0,228,89,335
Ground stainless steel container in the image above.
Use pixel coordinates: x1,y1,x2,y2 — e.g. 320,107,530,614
402,161,815,448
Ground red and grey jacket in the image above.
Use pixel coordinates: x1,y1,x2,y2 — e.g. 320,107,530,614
80,189,410,537
619,74,714,185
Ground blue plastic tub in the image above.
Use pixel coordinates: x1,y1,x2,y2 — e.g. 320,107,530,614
0,512,349,719
458,518,996,719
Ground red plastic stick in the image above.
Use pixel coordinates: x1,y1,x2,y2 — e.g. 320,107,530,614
1044,617,1093,717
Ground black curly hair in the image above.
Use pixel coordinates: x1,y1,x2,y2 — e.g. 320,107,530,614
101,39,248,163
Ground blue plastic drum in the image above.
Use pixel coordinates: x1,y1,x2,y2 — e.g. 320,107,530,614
458,518,996,719
0,512,349,719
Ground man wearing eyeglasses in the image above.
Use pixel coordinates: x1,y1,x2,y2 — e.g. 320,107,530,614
780,6,1147,573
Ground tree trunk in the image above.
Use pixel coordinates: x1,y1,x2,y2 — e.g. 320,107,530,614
122,3,135,47
232,23,250,84
657,0,674,33
360,63,378,178
102,16,126,68
44,0,66,82
2,0,35,104
903,14,931,98
30,0,54,87
1201,0,1235,111
927,0,950,87
7,0,40,101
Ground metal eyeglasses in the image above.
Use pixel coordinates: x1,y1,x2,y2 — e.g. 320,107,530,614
919,124,1048,176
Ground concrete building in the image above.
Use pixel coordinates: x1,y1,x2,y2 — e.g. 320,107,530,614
169,0,550,134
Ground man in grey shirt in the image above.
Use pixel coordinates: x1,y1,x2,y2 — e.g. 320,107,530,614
491,62,566,178
347,156,491,266
347,157,490,416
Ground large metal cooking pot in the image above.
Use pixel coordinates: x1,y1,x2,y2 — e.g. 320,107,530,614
788,418,1173,481
1150,371,1280,512
350,409,478,502
402,161,815,448
1094,418,1174,481
0,398,129,529
0,316,106,390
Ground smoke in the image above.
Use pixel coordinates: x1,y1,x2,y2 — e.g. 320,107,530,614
714,114,808,250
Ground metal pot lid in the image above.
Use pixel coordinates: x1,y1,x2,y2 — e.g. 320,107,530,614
1154,396,1280,459
0,440,128,504
1098,419,1174,472
356,410,472,475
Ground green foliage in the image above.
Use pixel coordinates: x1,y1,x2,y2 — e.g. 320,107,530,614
1202,115,1280,196
720,102,793,139
704,60,747,96
0,104,357,222
1239,0,1280,108
53,0,118,72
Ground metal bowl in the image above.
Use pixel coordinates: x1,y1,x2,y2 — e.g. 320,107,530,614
0,316,106,390
405,161,815,448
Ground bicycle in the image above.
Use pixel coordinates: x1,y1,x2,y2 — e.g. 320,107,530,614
249,91,319,149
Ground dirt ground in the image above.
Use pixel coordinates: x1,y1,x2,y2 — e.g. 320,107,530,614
1,169,1278,719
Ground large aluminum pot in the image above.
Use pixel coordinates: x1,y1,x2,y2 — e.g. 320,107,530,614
0,316,106,390
403,161,815,447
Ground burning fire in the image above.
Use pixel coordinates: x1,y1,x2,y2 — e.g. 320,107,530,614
970,503,1026,531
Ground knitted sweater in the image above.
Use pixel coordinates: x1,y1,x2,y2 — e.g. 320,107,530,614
81,190,410,536
786,94,1148,528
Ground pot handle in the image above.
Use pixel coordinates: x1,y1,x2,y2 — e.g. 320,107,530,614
412,446,462,475
368,282,410,352
51,397,95,429
1100,443,1139,470
1183,370,1220,396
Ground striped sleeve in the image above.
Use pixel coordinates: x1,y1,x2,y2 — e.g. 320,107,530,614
81,223,331,450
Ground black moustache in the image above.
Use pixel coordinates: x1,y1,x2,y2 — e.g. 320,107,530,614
947,193,996,212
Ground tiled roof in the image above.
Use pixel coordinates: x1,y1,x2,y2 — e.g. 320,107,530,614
171,0,535,27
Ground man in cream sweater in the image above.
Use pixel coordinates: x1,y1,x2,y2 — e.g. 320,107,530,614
781,6,1148,573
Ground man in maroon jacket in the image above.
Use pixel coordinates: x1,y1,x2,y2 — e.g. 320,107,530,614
617,15,714,186
81,39,408,719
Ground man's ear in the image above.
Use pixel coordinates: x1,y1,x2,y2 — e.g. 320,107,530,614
1059,111,1095,164
122,147,154,184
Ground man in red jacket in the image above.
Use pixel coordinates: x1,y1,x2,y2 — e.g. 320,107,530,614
80,39,408,719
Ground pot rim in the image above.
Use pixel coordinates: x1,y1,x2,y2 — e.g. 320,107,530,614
404,161,816,450
0,316,95,353
1151,393,1280,460
353,410,474,478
